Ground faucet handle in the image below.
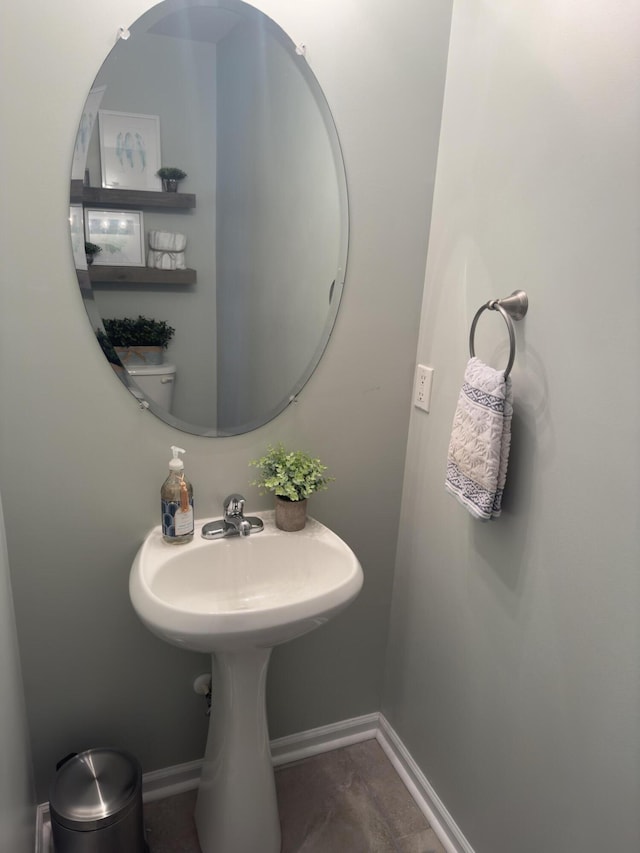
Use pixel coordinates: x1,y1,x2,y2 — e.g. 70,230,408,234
224,493,245,516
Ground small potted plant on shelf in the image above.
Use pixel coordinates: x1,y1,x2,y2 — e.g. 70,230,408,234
85,241,102,266
156,167,187,192
250,443,333,531
102,315,175,366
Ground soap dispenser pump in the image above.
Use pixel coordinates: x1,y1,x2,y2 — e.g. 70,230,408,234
161,446,194,544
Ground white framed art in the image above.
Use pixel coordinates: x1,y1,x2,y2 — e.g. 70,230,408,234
98,110,162,191
69,204,87,269
85,209,145,267
71,85,106,180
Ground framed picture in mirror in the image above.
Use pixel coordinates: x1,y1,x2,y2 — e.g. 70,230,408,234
98,110,162,191
71,85,106,181
85,209,145,267
69,204,86,270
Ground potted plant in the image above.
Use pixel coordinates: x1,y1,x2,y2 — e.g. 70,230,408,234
250,443,333,531
156,166,187,192
85,241,102,266
102,315,175,365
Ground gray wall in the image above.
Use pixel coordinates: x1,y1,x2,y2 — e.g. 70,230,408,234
384,2,640,852
0,0,452,800
0,494,35,852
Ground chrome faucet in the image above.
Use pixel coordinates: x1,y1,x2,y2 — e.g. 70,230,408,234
201,494,264,540
223,493,251,537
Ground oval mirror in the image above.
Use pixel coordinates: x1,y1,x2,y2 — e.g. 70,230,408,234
70,0,348,436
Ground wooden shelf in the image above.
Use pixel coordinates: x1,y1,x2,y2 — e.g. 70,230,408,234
88,266,197,285
70,180,196,210
72,183,198,287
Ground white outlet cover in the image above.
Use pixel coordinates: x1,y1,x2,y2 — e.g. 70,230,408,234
414,364,434,412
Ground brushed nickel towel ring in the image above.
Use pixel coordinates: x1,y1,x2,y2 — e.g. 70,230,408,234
469,290,529,379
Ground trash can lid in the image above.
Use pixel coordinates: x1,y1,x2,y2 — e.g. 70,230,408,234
49,748,142,831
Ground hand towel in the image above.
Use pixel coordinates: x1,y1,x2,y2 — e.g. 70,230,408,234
147,231,187,270
148,231,187,252
445,357,513,520
147,249,187,270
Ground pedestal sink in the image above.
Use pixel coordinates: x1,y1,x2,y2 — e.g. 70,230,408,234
129,510,363,853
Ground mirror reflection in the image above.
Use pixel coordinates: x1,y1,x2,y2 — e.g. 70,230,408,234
71,0,348,436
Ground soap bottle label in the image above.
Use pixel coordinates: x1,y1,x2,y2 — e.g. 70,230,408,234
162,498,194,538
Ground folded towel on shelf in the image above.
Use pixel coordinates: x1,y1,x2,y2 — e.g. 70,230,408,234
147,249,186,270
147,231,187,270
148,231,187,252
445,357,513,520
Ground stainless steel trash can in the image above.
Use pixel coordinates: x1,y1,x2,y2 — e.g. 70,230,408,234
49,748,146,853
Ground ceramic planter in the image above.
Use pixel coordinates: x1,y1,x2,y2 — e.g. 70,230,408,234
274,496,307,531
114,345,163,366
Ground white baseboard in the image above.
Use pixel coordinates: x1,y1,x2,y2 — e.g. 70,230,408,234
377,714,475,853
36,713,473,853
142,757,203,802
270,711,380,766
34,804,48,853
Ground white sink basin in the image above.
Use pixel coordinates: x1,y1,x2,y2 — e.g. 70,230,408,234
129,511,363,652
129,509,363,853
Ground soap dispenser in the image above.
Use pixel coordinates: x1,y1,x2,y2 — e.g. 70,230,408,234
161,446,194,544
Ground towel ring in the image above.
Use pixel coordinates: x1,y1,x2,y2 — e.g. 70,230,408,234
469,290,528,379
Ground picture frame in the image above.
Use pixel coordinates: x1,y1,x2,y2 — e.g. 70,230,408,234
98,110,162,191
71,85,106,181
85,209,146,267
69,204,87,270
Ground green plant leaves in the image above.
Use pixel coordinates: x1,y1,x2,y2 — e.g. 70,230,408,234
249,443,333,501
102,315,175,348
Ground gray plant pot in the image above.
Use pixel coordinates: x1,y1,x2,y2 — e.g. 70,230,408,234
274,496,307,531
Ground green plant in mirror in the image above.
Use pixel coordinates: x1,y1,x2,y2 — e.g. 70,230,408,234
250,444,333,502
102,315,175,348
85,241,102,265
156,167,187,180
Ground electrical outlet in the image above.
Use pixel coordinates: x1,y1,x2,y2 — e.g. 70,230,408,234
414,364,434,412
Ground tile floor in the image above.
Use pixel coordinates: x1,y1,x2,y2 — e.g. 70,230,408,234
144,739,446,853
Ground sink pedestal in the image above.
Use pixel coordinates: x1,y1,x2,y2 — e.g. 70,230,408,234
195,648,281,853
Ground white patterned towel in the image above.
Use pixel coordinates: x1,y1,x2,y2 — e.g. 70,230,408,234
445,357,513,520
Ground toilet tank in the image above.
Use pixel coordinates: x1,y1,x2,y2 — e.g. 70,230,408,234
127,363,176,412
